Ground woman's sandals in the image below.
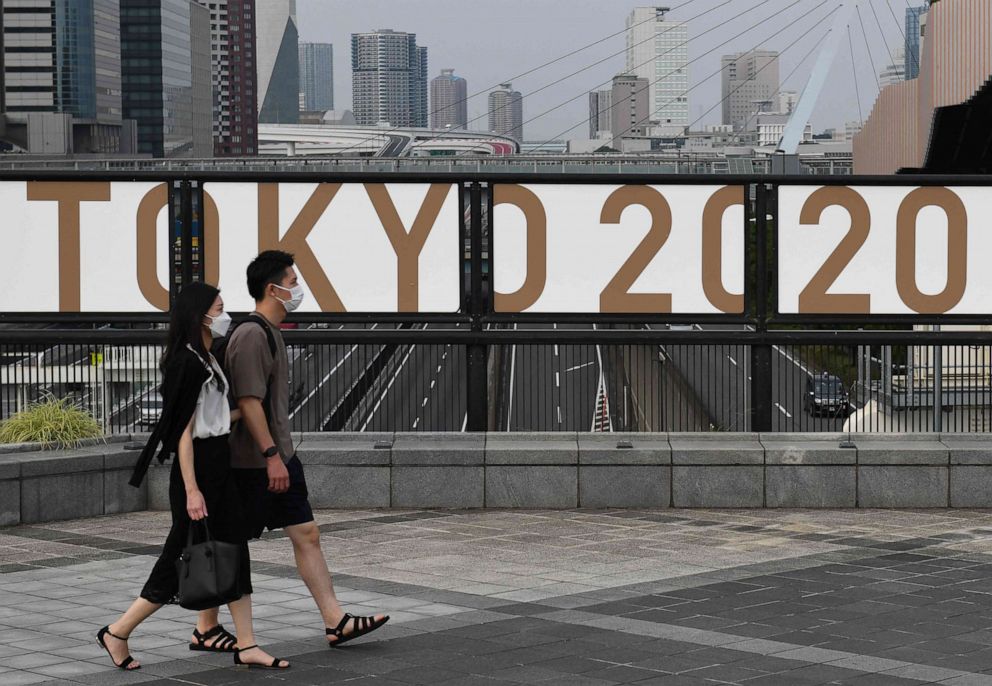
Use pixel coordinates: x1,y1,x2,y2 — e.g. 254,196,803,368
96,625,140,671
189,624,238,653
233,644,290,669
326,613,390,647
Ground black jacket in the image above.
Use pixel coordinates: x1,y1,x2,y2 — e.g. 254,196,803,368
129,348,210,487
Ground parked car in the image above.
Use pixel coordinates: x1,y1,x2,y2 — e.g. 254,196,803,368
804,372,849,416
138,393,163,428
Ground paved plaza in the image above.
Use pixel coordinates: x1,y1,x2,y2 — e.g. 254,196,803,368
4,509,992,684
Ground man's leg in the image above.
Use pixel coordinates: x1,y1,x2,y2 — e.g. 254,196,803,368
284,521,345,627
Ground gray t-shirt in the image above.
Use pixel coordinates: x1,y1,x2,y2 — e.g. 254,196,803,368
226,313,293,469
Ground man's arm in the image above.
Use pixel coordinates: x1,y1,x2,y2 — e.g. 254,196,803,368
238,396,290,493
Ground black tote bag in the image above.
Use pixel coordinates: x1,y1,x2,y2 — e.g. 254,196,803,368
176,519,242,610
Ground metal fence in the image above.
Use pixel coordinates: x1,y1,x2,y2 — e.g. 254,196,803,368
2,327,990,435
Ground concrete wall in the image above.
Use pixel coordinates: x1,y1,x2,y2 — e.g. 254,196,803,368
2,432,992,525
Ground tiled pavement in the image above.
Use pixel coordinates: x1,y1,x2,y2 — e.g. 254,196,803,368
5,510,992,684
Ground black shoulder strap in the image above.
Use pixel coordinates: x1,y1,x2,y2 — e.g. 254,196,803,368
215,314,278,421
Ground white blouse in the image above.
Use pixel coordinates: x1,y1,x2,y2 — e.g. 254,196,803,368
189,347,231,439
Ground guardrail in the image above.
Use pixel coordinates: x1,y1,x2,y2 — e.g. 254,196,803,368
1,327,989,435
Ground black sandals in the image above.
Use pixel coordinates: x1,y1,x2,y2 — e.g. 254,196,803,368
326,613,390,647
189,624,238,652
233,644,290,669
96,625,140,671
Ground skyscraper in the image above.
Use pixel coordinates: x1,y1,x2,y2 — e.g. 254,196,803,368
588,89,612,137
430,69,467,130
209,0,258,156
905,5,927,81
610,74,649,139
488,83,522,141
121,0,213,157
299,42,334,112
721,50,779,131
257,0,299,124
1,0,122,120
880,46,907,89
351,30,427,127
626,7,689,129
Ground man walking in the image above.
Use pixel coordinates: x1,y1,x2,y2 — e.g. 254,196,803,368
194,250,388,649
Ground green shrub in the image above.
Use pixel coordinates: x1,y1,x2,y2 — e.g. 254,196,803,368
0,395,103,448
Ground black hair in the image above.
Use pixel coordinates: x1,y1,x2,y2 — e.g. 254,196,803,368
247,250,295,301
161,281,219,375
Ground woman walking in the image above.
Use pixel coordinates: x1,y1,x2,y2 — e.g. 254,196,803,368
97,282,288,671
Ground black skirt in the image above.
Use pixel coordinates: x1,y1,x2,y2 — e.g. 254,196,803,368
140,435,253,605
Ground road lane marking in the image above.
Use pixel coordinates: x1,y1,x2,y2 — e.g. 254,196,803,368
775,402,793,418
566,362,594,372
360,342,416,431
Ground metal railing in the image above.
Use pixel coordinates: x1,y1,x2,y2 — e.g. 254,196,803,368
2,327,990,435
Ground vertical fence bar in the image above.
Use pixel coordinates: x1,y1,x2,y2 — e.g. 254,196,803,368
751,183,773,432
466,182,487,431
180,180,194,288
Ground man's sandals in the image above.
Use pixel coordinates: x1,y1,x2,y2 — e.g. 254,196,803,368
189,624,238,653
326,613,390,647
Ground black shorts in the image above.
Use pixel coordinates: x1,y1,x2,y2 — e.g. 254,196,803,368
234,455,315,539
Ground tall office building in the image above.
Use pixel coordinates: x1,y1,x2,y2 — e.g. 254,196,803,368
0,0,136,153
488,83,522,141
121,0,213,157
299,42,334,112
721,50,779,130
880,46,907,89
905,5,927,80
257,0,299,124
351,29,427,127
609,74,649,139
430,69,467,130
1,0,122,120
588,88,612,137
209,1,258,156
626,6,689,129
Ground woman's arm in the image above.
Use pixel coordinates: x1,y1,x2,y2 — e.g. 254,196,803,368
230,408,242,423
178,416,207,520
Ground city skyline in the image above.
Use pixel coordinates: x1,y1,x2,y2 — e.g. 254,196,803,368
297,0,909,141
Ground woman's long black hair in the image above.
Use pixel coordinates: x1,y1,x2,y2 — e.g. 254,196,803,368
160,281,219,375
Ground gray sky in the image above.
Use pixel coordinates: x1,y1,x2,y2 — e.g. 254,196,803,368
297,0,910,141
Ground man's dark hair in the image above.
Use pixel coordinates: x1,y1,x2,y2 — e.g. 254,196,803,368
246,250,295,301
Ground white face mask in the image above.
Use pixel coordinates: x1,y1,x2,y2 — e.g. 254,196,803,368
273,283,305,312
205,311,232,339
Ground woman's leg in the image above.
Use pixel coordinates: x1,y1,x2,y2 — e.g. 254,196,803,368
101,597,161,669
227,595,288,668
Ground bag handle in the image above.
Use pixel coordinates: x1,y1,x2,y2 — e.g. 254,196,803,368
185,517,213,548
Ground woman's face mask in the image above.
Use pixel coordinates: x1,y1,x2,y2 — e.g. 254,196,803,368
205,311,232,338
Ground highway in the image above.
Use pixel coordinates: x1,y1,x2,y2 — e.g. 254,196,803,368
347,323,467,432
657,324,853,432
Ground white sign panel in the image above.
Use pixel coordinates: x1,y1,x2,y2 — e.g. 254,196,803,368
779,186,992,315
0,181,171,312
203,182,460,313
492,184,745,314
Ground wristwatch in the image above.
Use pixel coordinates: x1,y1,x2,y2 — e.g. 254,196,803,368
262,445,279,458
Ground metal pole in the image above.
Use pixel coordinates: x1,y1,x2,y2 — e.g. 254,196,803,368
750,183,773,432
180,180,194,287
466,182,488,431
934,324,942,432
